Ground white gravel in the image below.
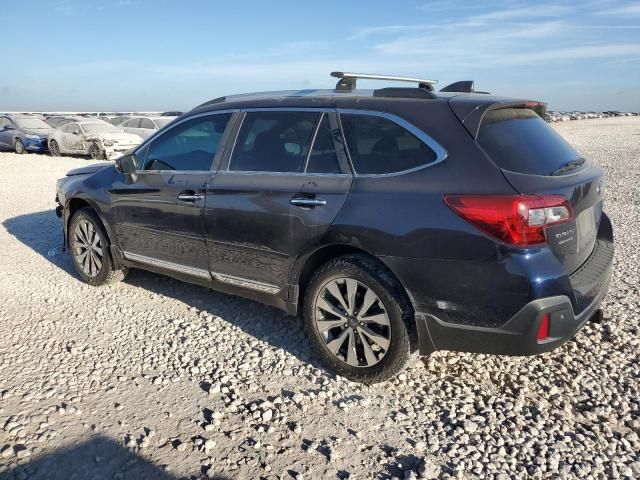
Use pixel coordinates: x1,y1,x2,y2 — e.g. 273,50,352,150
0,117,639,479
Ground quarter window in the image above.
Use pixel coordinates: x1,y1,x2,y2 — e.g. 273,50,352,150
306,114,342,174
230,111,318,173
142,113,231,171
340,114,437,175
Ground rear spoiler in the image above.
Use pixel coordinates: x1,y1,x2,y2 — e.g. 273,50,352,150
449,97,547,138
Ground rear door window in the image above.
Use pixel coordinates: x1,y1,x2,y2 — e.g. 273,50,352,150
340,113,437,175
306,114,342,174
477,108,583,176
230,111,318,173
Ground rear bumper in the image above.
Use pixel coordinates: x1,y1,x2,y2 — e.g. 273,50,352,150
416,238,613,356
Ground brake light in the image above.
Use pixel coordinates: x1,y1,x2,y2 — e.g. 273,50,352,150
444,194,573,246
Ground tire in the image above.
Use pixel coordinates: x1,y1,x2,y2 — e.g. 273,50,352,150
14,139,25,154
68,207,126,286
89,142,104,160
302,254,415,384
49,139,61,157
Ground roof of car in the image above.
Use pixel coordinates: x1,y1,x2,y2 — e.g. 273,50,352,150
189,88,518,116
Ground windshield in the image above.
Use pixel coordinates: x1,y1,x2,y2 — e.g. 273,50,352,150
153,118,175,129
477,108,583,176
81,123,121,134
15,117,51,130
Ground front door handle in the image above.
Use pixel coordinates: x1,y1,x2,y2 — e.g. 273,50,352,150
290,197,327,208
177,192,204,202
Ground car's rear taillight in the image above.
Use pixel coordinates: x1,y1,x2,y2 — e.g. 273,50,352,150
444,194,573,246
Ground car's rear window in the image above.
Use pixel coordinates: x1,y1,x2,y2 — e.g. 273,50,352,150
477,108,582,176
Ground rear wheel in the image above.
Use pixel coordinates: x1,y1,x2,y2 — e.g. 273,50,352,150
14,139,25,154
69,207,126,286
49,140,61,157
89,142,104,160
303,254,414,384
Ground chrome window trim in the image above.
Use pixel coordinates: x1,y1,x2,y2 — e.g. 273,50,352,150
216,170,351,178
336,108,448,177
303,112,324,172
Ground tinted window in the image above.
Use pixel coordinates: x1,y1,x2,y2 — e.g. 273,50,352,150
477,108,582,176
0,118,6,129
306,114,342,174
341,114,437,174
140,118,155,129
123,118,140,128
230,111,318,173
143,114,231,171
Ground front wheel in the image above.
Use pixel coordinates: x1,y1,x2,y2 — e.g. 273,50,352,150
14,139,25,154
69,207,126,286
89,142,104,160
49,139,61,157
303,255,415,384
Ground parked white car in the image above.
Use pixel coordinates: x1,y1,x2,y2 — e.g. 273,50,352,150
48,121,143,160
120,116,176,140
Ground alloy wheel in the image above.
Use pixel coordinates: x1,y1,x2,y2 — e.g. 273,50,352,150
89,143,102,160
50,140,60,156
15,139,24,154
313,277,391,367
72,220,104,278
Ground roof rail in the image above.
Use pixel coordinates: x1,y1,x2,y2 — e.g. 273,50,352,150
331,71,438,92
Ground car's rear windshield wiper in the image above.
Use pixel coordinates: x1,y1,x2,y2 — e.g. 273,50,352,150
551,158,585,176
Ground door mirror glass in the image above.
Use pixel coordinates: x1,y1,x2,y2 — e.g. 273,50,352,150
116,154,137,174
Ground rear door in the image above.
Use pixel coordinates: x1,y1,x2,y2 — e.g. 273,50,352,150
204,109,352,294
475,106,604,274
110,112,232,275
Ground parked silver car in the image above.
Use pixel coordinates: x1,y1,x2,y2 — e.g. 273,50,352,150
120,116,176,140
48,121,143,160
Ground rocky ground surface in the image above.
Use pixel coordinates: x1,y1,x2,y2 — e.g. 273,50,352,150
0,117,639,480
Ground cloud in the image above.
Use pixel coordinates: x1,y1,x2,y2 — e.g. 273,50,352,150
596,2,640,15
465,4,572,23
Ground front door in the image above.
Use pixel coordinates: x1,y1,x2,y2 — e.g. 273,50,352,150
204,110,353,294
110,112,233,277
0,117,14,148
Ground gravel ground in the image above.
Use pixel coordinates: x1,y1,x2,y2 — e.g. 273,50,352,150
0,117,639,480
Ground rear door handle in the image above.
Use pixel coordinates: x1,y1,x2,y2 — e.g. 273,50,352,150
178,192,204,202
290,197,327,208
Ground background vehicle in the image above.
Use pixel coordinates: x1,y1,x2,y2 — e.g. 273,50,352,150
109,115,132,126
120,115,176,139
55,72,614,383
46,115,96,128
48,120,143,159
0,114,53,153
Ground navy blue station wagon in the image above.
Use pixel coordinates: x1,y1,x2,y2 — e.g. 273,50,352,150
55,72,614,383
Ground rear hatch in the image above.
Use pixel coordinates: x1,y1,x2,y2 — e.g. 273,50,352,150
451,97,604,275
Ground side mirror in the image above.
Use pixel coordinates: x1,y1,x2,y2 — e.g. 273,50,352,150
72,130,81,135
4,125,13,131
116,154,137,174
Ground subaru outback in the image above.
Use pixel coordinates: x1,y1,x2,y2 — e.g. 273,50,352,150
55,72,614,383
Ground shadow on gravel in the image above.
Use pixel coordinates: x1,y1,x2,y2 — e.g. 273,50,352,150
2,435,230,480
4,210,326,372
124,269,326,372
2,209,76,277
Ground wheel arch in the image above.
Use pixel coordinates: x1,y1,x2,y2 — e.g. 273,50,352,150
292,244,418,335
65,196,115,248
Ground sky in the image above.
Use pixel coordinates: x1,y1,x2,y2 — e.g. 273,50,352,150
1,0,639,112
